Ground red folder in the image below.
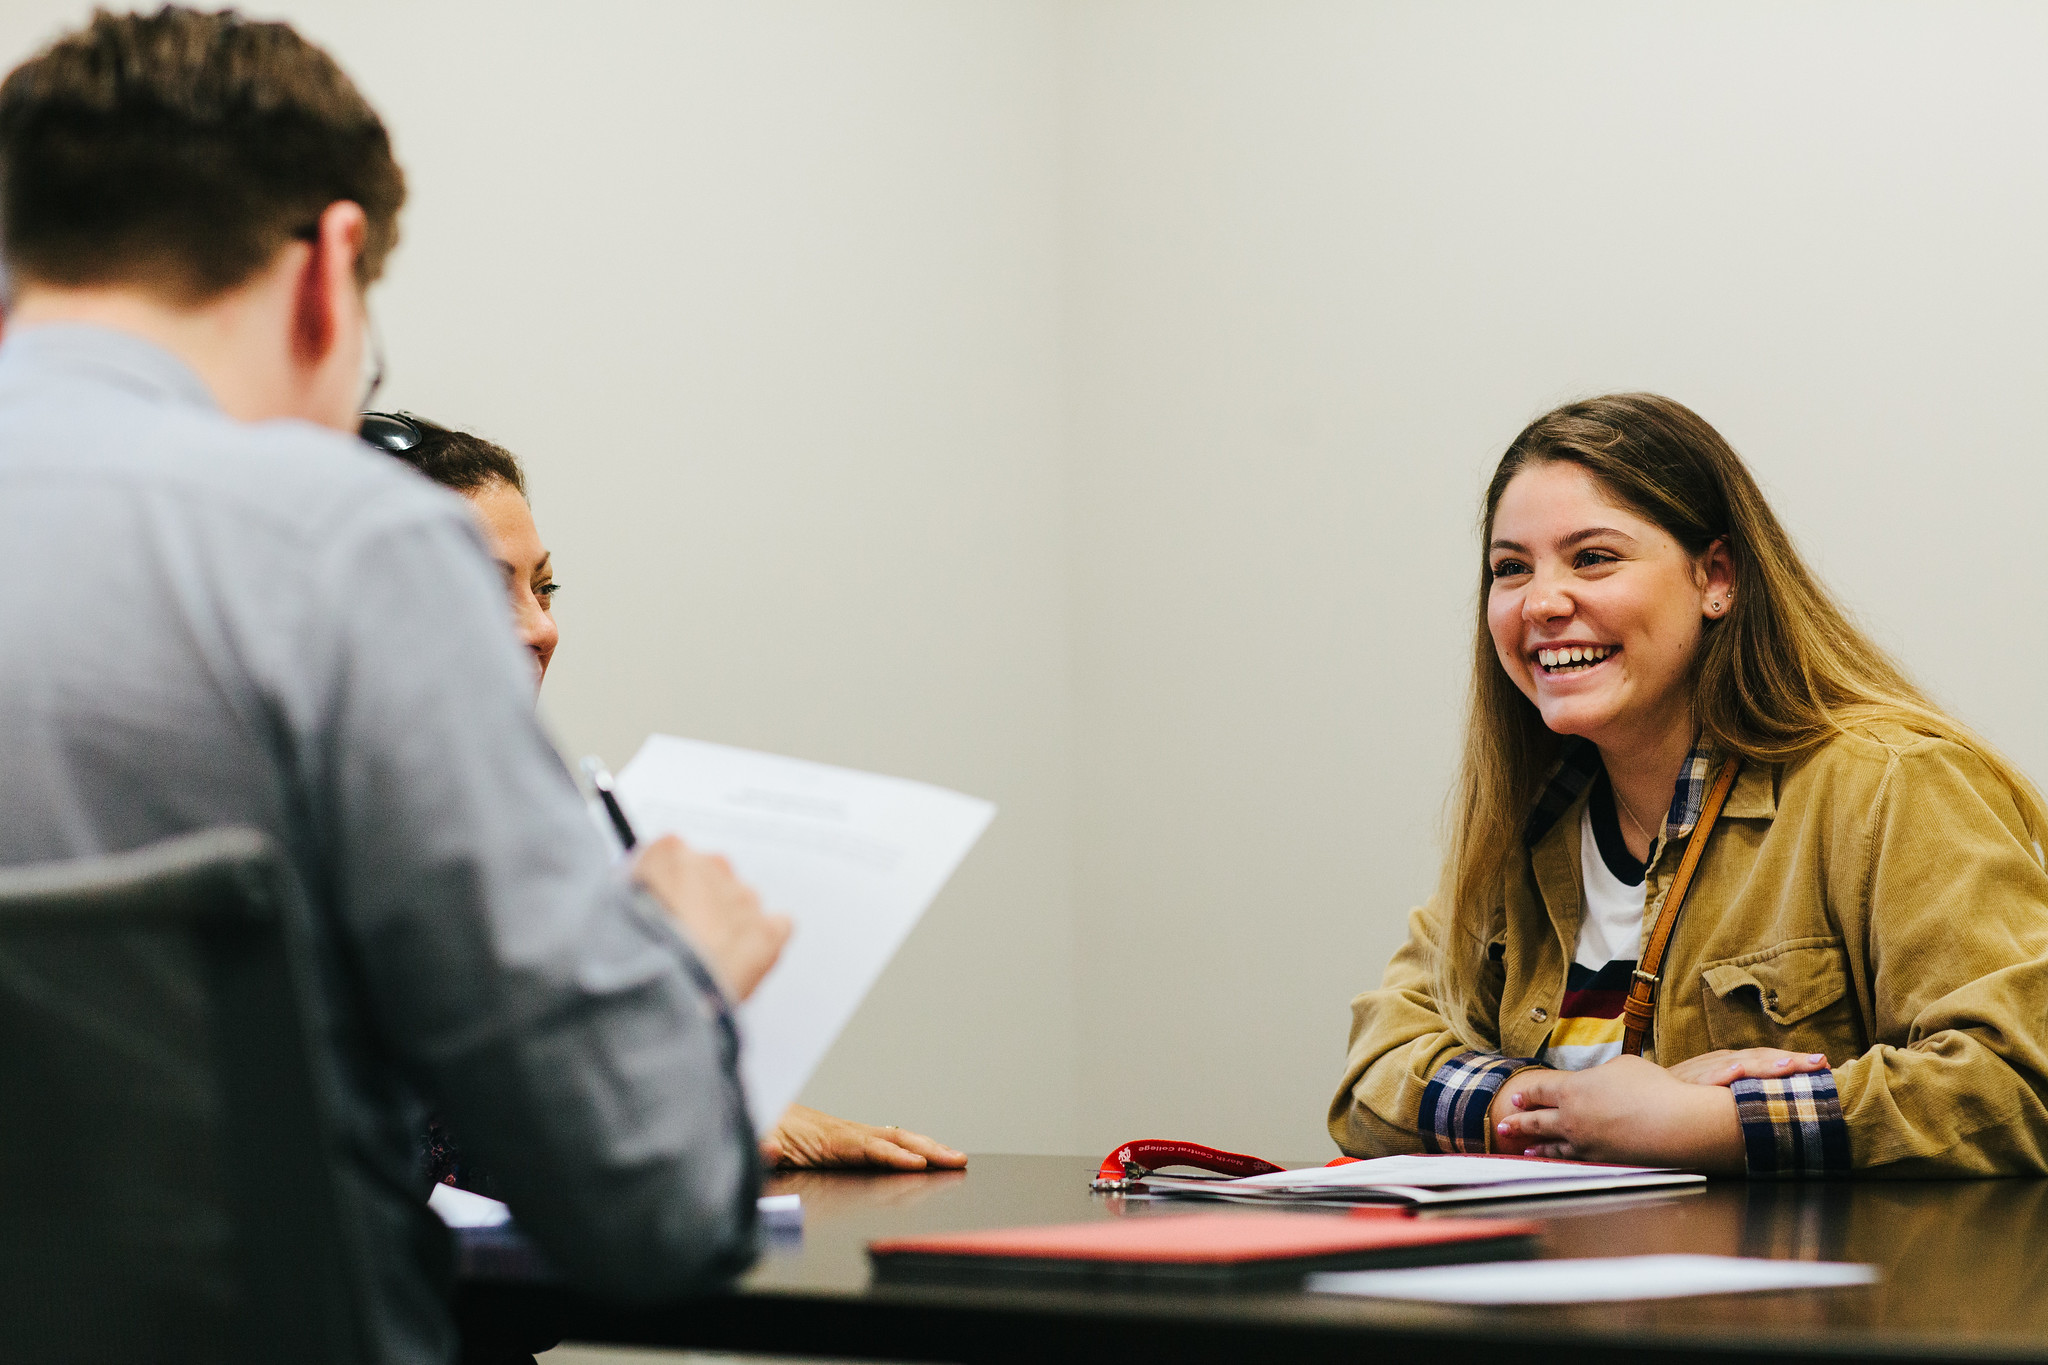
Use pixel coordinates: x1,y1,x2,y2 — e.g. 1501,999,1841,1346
868,1210,1539,1287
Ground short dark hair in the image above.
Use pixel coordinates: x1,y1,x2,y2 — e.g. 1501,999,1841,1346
371,413,527,498
0,6,405,301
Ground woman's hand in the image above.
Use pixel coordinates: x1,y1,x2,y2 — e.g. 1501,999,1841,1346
1492,1056,1746,1172
1486,1067,1553,1156
760,1104,968,1171
1665,1048,1830,1087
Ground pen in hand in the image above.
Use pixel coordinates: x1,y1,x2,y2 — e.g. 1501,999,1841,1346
581,756,638,850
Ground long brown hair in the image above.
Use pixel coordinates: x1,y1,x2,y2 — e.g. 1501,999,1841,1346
1435,393,2048,1037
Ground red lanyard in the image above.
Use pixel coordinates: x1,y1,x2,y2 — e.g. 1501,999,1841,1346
1091,1139,1290,1191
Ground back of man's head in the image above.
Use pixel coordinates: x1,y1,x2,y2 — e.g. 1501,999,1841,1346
0,6,405,305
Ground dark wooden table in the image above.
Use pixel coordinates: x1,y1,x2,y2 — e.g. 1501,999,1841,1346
460,1154,2048,1363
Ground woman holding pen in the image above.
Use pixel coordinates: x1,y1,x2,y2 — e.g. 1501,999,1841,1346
361,411,966,1177
1332,393,2048,1176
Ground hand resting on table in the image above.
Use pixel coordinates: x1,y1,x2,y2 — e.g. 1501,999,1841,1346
762,1105,968,1171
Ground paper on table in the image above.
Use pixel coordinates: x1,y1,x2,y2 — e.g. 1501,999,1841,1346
758,1193,803,1232
1309,1254,1877,1303
1135,1154,1705,1206
429,1185,805,1233
1232,1156,1679,1189
428,1183,513,1229
616,735,995,1133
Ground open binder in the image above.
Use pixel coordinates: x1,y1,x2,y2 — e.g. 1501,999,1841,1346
1093,1139,1705,1207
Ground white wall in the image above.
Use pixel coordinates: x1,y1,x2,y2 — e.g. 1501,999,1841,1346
6,1,2048,1162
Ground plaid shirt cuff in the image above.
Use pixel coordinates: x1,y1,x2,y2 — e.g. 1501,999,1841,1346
1732,1071,1851,1177
1420,1051,1540,1153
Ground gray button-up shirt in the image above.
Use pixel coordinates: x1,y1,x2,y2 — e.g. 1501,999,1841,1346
0,325,757,1362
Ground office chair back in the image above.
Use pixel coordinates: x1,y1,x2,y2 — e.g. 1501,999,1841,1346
0,828,369,1365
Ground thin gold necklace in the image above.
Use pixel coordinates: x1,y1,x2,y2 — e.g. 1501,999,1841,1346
1614,787,1656,852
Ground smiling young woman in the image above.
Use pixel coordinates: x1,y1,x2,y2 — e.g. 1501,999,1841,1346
1330,393,2048,1177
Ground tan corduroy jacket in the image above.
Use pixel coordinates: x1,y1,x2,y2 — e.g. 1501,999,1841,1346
1330,722,2048,1175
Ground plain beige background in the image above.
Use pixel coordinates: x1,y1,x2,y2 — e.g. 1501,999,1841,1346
5,1,2047,1162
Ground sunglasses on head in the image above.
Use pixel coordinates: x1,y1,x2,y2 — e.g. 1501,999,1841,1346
359,411,424,452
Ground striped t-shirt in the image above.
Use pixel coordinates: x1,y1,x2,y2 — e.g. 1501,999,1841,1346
1542,773,1647,1071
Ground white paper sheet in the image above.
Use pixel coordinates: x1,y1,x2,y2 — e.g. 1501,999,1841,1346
429,1186,805,1233
1233,1155,1678,1189
1309,1254,1878,1303
616,735,995,1133
757,1192,804,1231
1138,1154,1705,1206
427,1183,513,1229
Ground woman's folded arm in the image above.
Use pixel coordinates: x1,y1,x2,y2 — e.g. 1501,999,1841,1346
1329,900,1535,1155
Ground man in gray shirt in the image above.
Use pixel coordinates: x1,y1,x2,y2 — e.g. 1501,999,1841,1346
0,10,788,1362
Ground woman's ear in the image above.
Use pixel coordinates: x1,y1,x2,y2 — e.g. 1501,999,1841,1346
1699,537,1735,619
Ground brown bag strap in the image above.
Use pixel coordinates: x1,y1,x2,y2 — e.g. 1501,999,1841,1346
1620,758,1742,1058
